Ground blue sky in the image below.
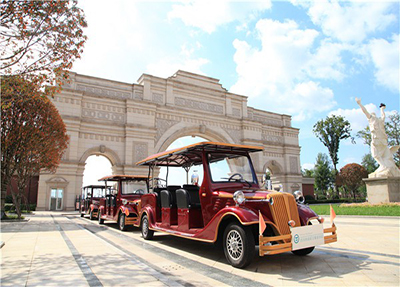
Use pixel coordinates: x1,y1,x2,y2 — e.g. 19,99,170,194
76,0,399,185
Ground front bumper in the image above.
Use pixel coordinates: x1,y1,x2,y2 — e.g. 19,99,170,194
259,223,337,256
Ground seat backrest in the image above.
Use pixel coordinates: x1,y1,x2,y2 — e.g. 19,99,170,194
167,186,180,207
176,189,190,209
160,190,171,208
153,187,163,208
183,185,200,205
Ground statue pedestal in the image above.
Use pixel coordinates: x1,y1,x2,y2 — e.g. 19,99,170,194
363,177,400,204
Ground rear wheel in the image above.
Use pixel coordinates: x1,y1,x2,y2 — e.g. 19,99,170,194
119,213,127,231
223,223,255,268
141,214,154,239
98,211,104,224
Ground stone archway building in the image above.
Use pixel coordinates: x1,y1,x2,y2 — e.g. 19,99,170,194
37,70,302,211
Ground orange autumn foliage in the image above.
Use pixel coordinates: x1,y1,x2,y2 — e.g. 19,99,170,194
0,0,87,94
1,76,69,217
338,163,368,199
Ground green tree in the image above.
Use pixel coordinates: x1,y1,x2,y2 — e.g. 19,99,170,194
0,0,87,93
313,115,352,197
338,163,368,200
302,168,315,177
314,153,333,199
357,111,400,166
1,76,69,219
361,153,378,174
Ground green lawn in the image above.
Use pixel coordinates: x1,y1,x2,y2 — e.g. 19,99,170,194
309,203,400,216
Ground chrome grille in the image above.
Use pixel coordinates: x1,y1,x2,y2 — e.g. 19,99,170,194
269,193,300,235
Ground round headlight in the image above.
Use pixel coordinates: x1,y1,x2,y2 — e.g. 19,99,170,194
233,190,246,205
122,199,128,205
293,190,305,204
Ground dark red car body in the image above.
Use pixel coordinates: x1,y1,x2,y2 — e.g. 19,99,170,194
97,175,148,231
134,142,337,268
80,185,106,220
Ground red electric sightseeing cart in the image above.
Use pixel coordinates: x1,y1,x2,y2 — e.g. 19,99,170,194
80,185,106,220
135,142,337,268
97,175,149,231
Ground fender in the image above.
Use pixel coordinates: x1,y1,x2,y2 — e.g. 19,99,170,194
98,205,105,215
139,205,156,228
90,204,98,212
191,206,259,242
297,204,319,226
216,206,259,224
119,205,135,216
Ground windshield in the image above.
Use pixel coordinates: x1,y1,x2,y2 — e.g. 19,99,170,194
121,180,148,195
208,153,256,184
92,188,104,198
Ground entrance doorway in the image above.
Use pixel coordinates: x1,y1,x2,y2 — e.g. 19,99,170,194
50,188,63,210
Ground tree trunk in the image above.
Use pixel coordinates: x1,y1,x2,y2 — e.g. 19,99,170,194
11,190,22,219
1,184,9,219
332,166,339,199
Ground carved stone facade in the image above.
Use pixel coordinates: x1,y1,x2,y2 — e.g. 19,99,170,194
37,70,302,210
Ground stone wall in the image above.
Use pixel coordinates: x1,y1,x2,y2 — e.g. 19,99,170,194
37,70,302,210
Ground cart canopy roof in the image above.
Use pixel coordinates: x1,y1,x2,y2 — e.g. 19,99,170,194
136,141,263,167
82,185,108,189
98,175,148,181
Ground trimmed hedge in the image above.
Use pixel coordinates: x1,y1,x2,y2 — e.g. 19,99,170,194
305,198,366,204
4,203,36,212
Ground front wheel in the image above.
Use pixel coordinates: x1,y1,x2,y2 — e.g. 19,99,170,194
223,223,255,268
89,210,94,220
98,211,104,224
141,214,154,240
119,213,127,231
292,246,315,256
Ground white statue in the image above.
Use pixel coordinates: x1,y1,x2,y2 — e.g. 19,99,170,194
356,98,400,178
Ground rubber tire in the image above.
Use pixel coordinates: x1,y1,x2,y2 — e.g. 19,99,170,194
98,211,104,224
292,246,315,256
223,223,255,268
119,213,127,231
141,214,154,240
89,210,94,220
80,213,84,217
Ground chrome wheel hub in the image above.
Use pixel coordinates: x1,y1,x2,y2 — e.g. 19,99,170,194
226,230,243,260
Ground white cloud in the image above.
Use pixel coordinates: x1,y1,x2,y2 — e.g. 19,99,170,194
343,157,358,165
168,0,272,33
302,163,315,170
146,44,209,78
329,102,398,133
329,103,377,132
294,0,396,43
72,0,148,81
306,40,350,81
368,34,400,93
231,19,337,121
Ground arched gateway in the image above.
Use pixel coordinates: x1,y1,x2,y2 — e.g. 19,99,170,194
37,71,302,211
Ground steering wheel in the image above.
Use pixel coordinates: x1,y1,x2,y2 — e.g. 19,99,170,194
228,173,244,181
150,177,167,188
134,189,145,195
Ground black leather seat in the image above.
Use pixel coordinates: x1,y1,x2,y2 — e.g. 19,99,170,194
161,186,181,208
177,186,201,209
183,185,201,208
153,187,163,209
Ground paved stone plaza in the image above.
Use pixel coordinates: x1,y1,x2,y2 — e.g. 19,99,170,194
1,212,399,286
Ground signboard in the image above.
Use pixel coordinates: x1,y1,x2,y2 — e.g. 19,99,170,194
291,224,324,251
